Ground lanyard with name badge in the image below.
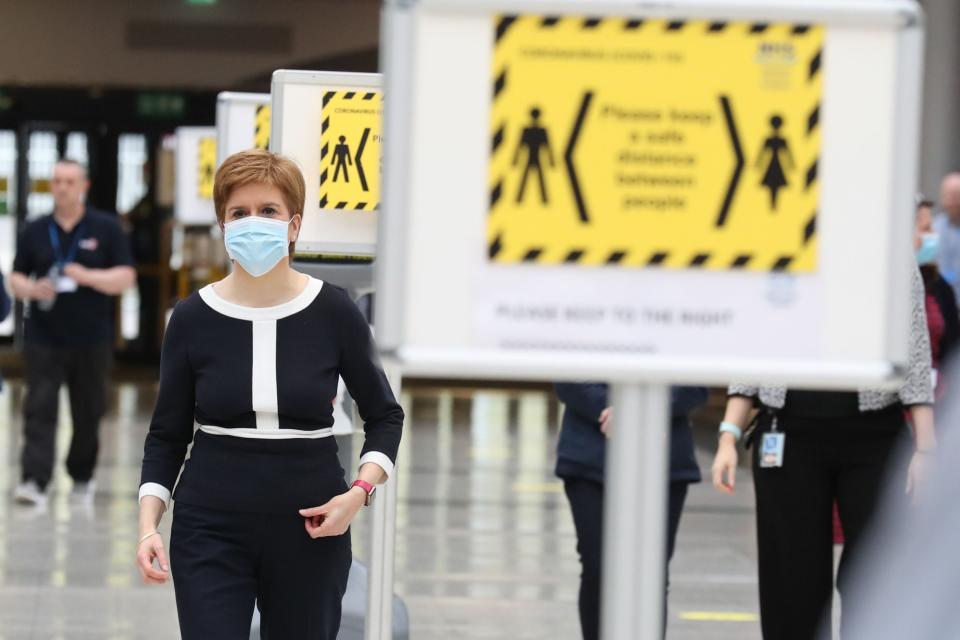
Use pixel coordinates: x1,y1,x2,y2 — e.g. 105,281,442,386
760,414,786,468
48,219,85,293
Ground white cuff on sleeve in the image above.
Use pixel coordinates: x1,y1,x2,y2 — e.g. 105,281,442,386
139,483,171,509
358,451,395,482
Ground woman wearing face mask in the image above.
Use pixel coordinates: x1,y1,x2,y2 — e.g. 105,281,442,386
134,150,403,639
916,199,960,390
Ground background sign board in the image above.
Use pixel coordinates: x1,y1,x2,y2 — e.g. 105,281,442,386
377,0,923,386
271,70,383,258
216,92,271,166
175,126,218,225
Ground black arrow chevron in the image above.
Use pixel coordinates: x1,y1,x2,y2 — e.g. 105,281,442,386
355,127,371,192
715,95,744,227
566,91,593,224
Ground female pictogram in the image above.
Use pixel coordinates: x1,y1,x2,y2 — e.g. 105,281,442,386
332,135,353,183
513,107,555,204
756,114,794,211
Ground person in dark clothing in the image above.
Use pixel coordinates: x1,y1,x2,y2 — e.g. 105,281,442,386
0,273,10,324
712,267,935,640
10,159,135,506
554,383,706,640
916,199,960,384
0,271,11,388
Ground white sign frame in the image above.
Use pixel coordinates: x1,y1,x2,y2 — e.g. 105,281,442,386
377,0,924,388
271,70,383,258
174,126,218,225
216,91,271,166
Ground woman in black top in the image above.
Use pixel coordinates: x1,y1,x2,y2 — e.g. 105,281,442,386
135,150,403,639
710,266,935,639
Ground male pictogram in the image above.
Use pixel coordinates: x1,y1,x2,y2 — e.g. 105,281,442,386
513,107,555,204
332,135,353,183
756,114,794,211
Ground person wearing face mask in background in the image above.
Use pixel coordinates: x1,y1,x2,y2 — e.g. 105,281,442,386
9,159,135,507
933,172,960,296
916,199,959,397
136,150,403,640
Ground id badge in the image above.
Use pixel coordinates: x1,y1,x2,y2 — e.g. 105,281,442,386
760,432,786,468
55,276,78,293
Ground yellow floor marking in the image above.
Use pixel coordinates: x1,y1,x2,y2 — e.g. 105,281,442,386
680,611,759,622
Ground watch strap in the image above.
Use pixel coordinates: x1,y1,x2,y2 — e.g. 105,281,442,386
352,479,375,506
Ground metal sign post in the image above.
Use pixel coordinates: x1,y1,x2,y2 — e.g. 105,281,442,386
602,384,670,640
365,363,402,640
365,477,398,640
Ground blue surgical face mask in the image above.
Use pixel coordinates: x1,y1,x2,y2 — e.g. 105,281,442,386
223,216,294,277
916,232,940,266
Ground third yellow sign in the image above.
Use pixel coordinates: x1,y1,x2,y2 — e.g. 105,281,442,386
488,16,823,273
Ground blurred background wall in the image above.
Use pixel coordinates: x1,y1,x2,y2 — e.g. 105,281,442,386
919,0,960,199
0,0,380,90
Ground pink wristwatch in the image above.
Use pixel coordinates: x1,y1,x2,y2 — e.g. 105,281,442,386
351,480,376,506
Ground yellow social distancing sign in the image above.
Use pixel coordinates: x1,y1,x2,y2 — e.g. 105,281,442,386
320,91,383,211
198,136,217,200
488,16,823,273
255,105,271,150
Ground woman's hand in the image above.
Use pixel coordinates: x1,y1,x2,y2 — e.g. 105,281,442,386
906,404,935,503
711,433,739,495
299,487,367,538
136,495,167,584
599,407,612,438
905,450,932,500
136,533,170,584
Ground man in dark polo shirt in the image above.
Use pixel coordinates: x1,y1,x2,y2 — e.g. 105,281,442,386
10,159,135,506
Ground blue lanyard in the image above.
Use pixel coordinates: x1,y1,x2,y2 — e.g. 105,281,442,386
48,219,84,269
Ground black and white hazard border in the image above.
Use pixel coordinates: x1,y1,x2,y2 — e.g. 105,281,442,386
197,137,216,199
488,16,822,273
319,90,381,211
255,104,270,151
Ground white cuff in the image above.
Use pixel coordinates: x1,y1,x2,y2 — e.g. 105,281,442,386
358,451,395,482
139,483,171,509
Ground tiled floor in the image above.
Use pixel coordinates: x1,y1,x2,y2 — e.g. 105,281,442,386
0,381,763,639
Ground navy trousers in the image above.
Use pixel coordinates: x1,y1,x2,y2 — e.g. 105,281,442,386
21,342,112,489
170,501,352,640
563,478,689,640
